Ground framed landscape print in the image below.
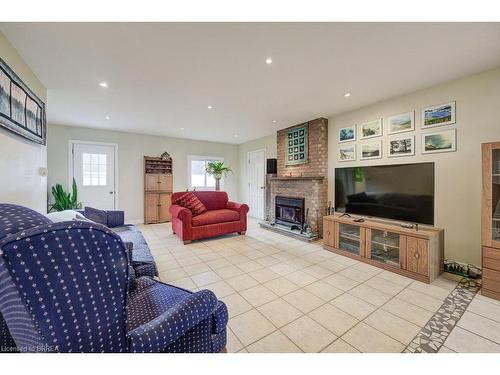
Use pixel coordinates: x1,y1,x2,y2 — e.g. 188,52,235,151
338,125,356,143
338,144,356,162
359,118,383,139
422,129,456,154
388,135,415,157
360,140,382,160
285,125,308,165
421,101,456,129
387,111,415,134
0,58,46,145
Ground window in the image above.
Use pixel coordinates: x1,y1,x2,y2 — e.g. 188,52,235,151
188,155,223,190
82,153,107,186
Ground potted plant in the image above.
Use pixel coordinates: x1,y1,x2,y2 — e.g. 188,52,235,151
48,178,83,212
206,161,232,191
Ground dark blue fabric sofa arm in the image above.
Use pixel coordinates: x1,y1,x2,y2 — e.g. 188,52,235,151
212,301,228,334
83,207,125,227
106,210,125,228
127,289,218,353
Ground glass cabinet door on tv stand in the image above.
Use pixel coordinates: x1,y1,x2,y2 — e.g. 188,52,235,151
366,229,402,268
337,223,364,256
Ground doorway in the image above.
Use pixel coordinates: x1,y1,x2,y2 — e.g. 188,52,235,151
247,149,266,220
70,141,118,209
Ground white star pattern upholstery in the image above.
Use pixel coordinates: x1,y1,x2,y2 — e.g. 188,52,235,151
0,204,228,353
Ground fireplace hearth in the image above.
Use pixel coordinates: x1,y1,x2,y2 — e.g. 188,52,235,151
275,196,305,230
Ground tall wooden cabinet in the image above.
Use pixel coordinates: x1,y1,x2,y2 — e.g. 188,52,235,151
144,156,173,224
323,215,444,283
482,142,500,300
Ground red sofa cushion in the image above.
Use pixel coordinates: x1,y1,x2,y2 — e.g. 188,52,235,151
171,191,228,211
191,209,240,227
175,192,207,216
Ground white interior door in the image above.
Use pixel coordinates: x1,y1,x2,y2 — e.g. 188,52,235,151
247,149,265,220
72,142,117,209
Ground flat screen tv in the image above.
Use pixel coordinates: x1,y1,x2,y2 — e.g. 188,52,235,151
335,162,435,225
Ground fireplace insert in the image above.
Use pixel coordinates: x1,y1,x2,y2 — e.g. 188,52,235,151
275,196,305,230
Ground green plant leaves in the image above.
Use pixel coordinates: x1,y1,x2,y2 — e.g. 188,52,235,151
206,161,232,178
48,178,83,212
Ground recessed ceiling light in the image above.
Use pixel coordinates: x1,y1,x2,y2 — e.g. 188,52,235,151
180,127,185,131
99,82,108,88
234,134,239,138
272,120,277,123
207,105,213,110
344,92,351,97
105,116,110,120
265,57,273,65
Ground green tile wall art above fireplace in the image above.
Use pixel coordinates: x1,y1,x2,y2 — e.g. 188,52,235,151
285,125,308,165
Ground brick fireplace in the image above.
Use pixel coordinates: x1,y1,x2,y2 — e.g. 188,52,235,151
268,117,328,237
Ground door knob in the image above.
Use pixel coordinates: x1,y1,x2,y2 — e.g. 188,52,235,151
109,191,114,194
260,186,265,189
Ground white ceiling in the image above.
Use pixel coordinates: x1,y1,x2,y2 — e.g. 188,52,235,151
2,23,500,144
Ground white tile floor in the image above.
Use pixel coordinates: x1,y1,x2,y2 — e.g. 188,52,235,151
139,219,500,353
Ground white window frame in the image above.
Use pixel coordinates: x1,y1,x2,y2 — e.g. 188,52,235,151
82,152,108,186
187,155,224,191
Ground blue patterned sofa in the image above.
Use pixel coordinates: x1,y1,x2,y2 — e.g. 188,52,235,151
81,207,158,278
0,204,228,353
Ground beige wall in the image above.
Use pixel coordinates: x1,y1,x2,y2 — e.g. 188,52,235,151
0,32,47,212
237,134,276,205
47,124,239,223
328,67,500,266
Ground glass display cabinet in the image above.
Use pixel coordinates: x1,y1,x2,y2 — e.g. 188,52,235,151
492,148,500,242
482,142,500,301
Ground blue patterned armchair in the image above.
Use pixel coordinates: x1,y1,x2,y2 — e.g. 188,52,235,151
0,204,228,353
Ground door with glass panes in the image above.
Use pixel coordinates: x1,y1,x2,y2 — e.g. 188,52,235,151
72,142,117,209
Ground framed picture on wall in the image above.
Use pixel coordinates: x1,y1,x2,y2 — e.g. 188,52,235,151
338,144,356,162
388,135,415,157
285,125,308,165
387,111,415,134
0,58,46,145
338,125,356,143
360,140,382,160
421,101,456,129
422,129,457,154
359,118,383,139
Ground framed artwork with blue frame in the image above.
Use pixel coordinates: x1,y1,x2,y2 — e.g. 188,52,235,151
0,58,46,145
285,125,308,165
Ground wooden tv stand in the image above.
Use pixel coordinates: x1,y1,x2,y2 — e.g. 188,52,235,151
323,214,444,283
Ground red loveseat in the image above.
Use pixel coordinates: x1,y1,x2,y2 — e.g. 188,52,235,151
170,191,249,244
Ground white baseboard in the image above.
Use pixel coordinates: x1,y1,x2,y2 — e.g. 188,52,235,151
126,218,144,225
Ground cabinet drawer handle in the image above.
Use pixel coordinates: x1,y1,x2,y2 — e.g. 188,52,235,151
415,252,420,259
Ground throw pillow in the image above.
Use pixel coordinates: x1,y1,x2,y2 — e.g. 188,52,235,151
45,210,91,223
175,192,207,216
84,206,108,225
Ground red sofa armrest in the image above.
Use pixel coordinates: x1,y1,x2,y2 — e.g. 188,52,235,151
170,204,192,221
170,204,193,242
227,201,249,214
227,201,249,234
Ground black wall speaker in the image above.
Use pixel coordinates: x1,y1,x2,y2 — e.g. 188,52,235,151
267,158,277,174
